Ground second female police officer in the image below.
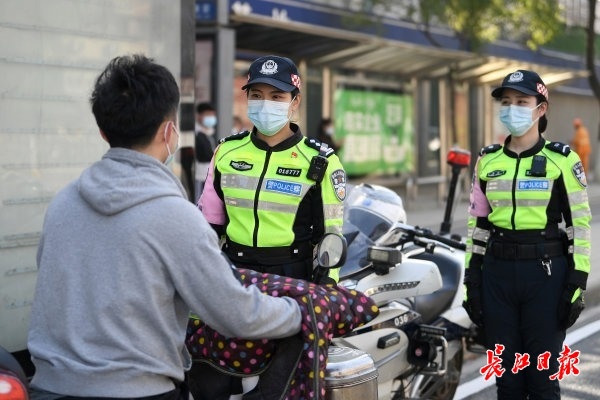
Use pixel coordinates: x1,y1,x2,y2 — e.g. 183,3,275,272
463,70,591,399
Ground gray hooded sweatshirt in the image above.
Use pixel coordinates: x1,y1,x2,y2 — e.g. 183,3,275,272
27,148,301,397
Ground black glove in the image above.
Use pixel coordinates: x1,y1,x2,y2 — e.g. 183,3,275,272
463,268,483,327
557,285,585,330
313,266,336,286
463,285,483,327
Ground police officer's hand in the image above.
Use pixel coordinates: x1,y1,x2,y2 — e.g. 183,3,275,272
312,266,336,286
463,286,483,327
557,285,585,330
463,268,483,327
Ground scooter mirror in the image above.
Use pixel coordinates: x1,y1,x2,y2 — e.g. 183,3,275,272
316,233,347,268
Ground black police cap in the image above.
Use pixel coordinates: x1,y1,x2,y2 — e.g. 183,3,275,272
241,55,301,93
491,70,548,101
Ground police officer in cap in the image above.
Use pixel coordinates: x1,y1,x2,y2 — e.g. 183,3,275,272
199,54,346,282
463,70,591,399
188,55,346,399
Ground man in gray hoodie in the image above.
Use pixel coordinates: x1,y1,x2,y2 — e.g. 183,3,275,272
27,54,302,400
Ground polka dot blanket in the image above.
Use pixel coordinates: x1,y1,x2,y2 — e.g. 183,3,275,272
186,268,379,400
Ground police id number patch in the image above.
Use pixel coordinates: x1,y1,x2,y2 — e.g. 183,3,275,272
572,161,588,188
265,179,302,196
330,169,347,201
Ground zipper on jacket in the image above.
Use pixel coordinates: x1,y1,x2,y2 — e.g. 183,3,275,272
253,149,272,247
510,157,521,230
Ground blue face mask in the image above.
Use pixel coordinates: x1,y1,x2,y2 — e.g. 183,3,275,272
499,104,541,137
202,115,217,128
247,98,295,136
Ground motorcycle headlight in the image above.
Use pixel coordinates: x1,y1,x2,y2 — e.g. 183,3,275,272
367,246,402,264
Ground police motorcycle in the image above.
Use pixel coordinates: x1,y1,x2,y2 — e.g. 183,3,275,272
0,345,29,399
233,195,473,399
320,148,478,399
235,149,476,399
325,181,474,400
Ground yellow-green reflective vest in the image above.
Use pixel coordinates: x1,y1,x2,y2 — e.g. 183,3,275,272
466,138,591,279
213,128,346,279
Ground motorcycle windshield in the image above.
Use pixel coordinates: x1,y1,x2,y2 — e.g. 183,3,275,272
340,221,375,278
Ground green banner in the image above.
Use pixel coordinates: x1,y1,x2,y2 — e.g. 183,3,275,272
334,89,413,177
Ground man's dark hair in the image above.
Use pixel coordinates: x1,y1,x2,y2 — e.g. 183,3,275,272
196,102,215,114
90,54,180,148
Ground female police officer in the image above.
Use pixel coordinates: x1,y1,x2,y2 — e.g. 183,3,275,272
463,70,591,399
190,55,346,399
199,55,346,282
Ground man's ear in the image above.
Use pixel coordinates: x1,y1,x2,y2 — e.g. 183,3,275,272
99,129,109,143
159,120,171,143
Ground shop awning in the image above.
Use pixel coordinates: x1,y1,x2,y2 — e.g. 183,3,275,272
227,9,588,88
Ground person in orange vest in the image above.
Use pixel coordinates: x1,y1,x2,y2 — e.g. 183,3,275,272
571,118,591,172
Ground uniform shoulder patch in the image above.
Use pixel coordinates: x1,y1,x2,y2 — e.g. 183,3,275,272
219,130,251,144
479,144,502,156
572,161,587,188
545,141,571,156
330,169,347,201
304,137,335,157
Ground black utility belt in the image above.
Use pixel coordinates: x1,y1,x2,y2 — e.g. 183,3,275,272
490,225,563,241
488,240,564,261
224,240,312,266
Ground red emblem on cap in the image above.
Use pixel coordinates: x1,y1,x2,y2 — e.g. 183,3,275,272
537,83,548,100
291,74,301,89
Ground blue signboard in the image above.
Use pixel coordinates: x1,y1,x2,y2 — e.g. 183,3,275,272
196,0,217,22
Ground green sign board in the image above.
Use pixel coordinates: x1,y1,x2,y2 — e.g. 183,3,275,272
334,89,414,177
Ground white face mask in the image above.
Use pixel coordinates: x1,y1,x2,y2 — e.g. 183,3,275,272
499,104,541,137
164,121,180,165
247,98,295,136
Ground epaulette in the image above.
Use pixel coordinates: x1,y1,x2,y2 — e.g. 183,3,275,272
545,141,571,156
218,130,251,144
304,137,335,157
479,144,502,156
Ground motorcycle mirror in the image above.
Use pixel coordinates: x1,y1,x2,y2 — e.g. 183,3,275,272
316,233,347,268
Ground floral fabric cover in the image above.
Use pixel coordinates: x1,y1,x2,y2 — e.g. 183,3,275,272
186,268,379,400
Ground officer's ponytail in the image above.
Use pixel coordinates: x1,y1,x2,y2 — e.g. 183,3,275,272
537,95,548,134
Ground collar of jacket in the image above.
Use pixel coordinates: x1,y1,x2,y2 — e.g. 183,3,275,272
250,123,304,151
503,135,546,158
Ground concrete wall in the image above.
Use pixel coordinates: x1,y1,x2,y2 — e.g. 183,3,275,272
0,0,182,352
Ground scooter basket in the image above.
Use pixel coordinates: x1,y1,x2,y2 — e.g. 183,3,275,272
325,346,378,399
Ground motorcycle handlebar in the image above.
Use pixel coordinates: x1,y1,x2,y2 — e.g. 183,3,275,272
385,222,467,251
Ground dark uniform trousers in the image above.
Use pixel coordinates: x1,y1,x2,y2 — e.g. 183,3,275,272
482,250,567,400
